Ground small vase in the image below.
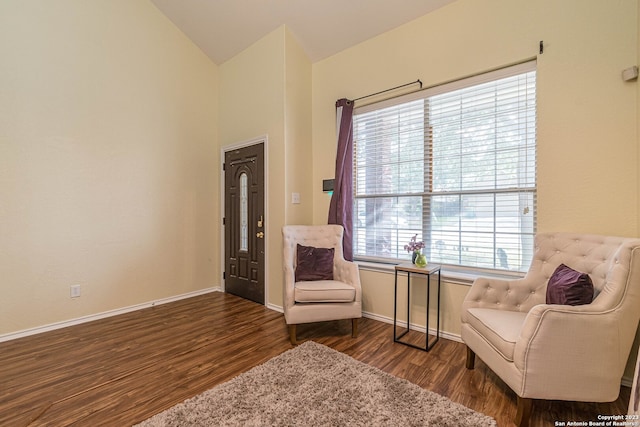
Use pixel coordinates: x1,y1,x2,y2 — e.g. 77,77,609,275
415,253,428,268
412,251,419,264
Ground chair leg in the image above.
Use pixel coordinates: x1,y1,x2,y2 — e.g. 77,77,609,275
465,346,476,369
515,396,533,427
288,324,297,345
351,318,359,338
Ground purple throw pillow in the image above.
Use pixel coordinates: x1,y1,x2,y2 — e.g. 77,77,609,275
295,244,334,282
546,263,594,305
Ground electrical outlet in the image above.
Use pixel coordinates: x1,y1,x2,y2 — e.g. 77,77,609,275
70,285,81,298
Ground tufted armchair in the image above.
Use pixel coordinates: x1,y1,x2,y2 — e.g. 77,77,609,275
461,232,640,426
282,225,362,345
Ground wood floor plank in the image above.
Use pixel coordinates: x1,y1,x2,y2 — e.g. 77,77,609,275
0,292,631,427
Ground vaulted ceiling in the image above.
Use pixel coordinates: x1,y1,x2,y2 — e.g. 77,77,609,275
150,0,456,64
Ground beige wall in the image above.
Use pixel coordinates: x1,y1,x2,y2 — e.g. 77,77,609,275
1,0,639,383
313,0,638,234
0,0,219,335
631,0,640,384
312,0,639,376
284,29,313,226
219,26,313,308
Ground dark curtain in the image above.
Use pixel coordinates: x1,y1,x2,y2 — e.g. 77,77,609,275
328,98,354,261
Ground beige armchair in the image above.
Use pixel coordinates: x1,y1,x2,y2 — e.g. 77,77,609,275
461,232,640,426
282,225,362,345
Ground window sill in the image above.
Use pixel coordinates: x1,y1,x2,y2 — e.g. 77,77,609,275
355,260,524,286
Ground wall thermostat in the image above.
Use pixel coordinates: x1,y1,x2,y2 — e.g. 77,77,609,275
323,179,334,192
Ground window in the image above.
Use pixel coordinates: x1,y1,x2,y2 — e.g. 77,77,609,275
239,172,248,251
353,62,536,272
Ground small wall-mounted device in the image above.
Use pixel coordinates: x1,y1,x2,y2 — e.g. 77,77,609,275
622,66,638,82
322,179,334,193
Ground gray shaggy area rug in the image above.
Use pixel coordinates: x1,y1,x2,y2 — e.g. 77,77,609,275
135,341,495,426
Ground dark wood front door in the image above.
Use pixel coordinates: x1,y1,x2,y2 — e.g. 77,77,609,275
224,143,265,304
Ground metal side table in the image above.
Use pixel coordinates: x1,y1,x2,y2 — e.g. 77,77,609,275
393,262,441,351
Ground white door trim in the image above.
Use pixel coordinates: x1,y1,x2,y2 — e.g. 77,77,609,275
220,135,269,305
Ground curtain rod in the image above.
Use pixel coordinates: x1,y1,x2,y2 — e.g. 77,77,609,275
351,79,422,103
347,55,539,107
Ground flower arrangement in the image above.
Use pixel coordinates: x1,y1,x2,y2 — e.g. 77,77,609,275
404,234,425,253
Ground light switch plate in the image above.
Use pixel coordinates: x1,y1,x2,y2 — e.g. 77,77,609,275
622,66,638,81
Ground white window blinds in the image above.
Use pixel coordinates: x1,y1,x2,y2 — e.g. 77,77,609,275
353,61,536,272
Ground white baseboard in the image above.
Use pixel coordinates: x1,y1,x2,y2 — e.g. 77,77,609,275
0,287,222,343
362,310,463,343
272,306,635,386
264,304,462,344
5,294,633,388
266,303,284,313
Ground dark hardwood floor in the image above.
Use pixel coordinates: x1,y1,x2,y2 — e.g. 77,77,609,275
0,292,631,426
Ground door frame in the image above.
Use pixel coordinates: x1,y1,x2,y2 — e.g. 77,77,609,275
220,135,269,306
